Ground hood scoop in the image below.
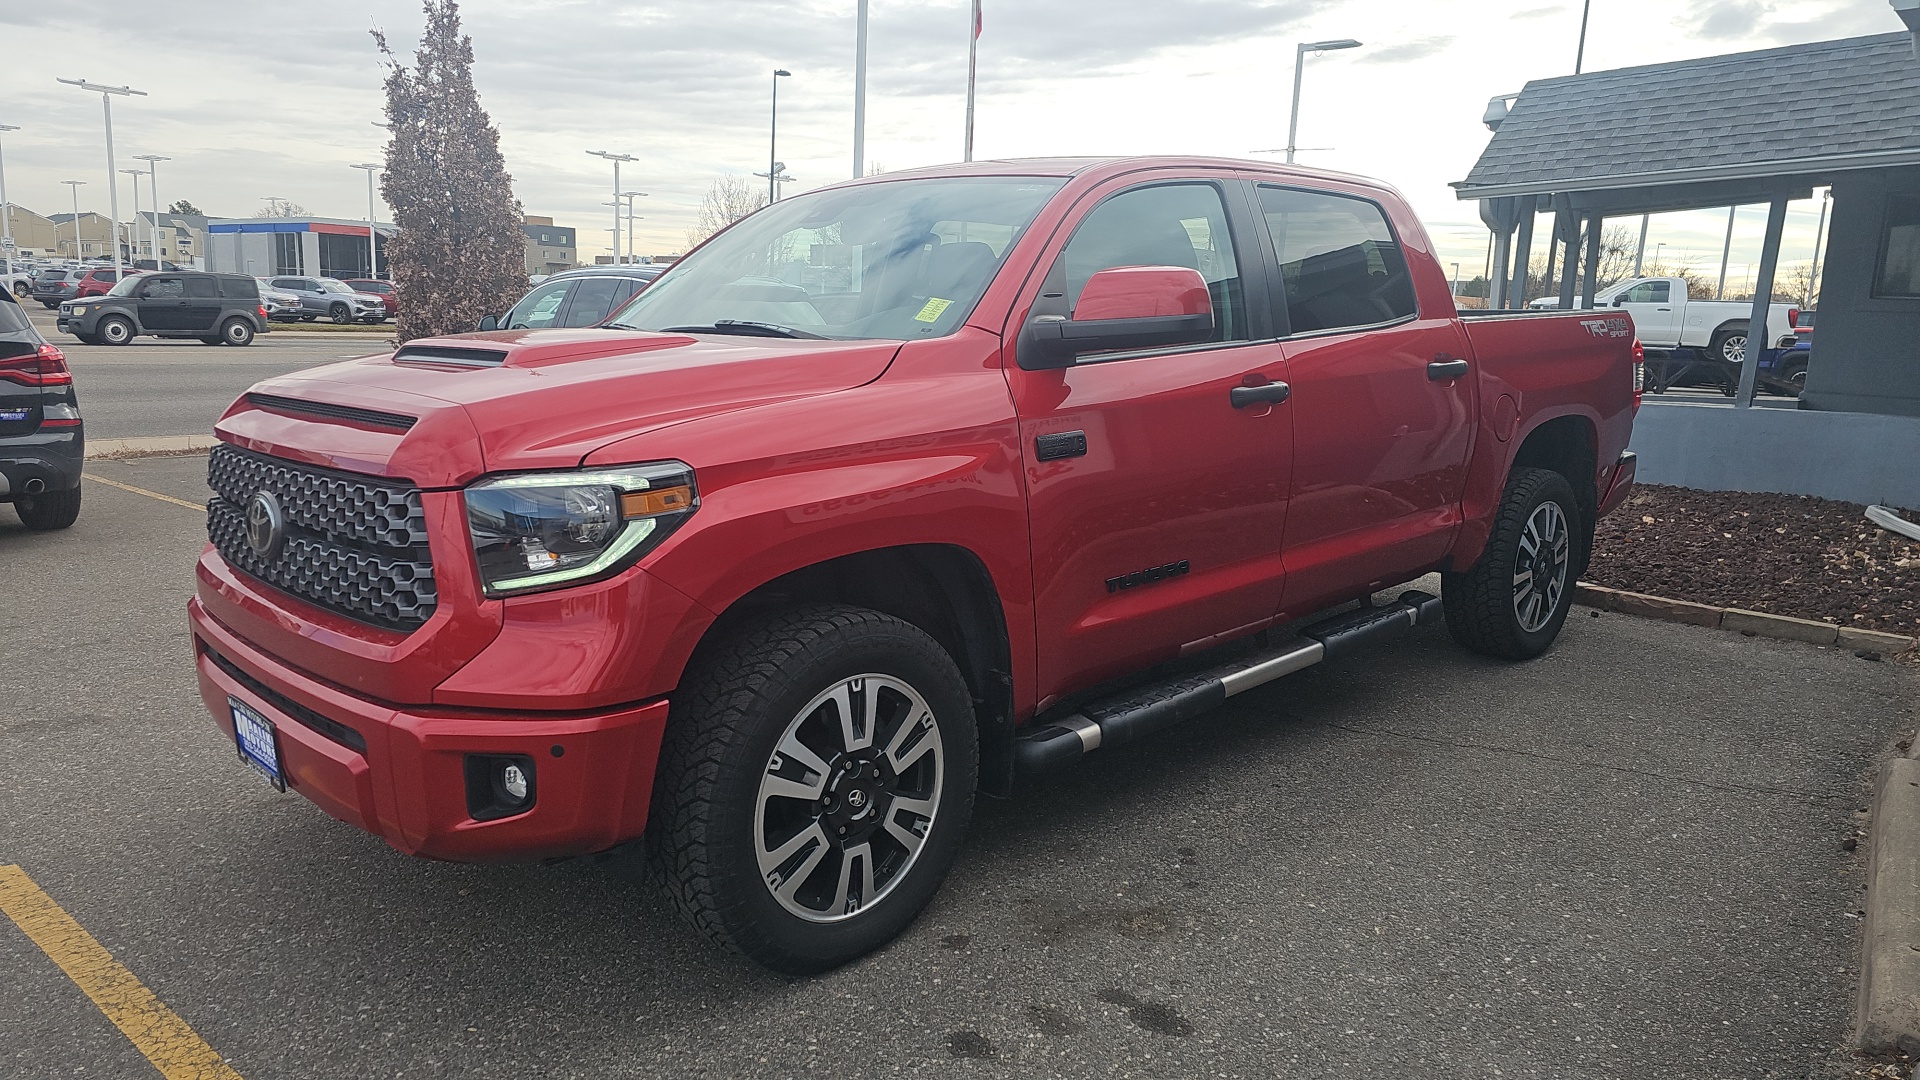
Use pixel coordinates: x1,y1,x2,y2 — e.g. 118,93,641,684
246,392,417,432
391,344,510,368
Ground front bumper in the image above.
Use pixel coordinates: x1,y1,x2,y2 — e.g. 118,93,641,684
189,598,671,862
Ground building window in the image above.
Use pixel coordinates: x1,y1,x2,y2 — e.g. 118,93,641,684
1874,194,1920,299
273,232,303,276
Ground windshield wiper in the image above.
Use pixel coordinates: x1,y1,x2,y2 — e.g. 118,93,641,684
656,320,826,339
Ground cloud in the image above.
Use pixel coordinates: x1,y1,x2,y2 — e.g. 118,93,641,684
1356,37,1456,65
1510,5,1568,18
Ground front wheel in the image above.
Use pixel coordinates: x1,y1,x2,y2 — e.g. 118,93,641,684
220,318,255,347
650,605,978,974
329,304,352,324
96,315,135,346
1442,467,1584,660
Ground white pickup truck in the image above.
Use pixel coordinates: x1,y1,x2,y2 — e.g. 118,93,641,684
1531,276,1797,363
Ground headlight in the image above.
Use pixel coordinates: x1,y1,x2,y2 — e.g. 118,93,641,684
464,462,697,597
68,305,85,316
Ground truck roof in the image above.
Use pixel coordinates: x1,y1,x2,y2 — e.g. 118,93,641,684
841,155,1395,191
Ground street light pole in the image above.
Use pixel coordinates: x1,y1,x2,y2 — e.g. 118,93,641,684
62,180,85,261
0,124,17,277
1284,40,1361,164
853,0,868,180
618,191,647,264
1574,0,1593,73
134,154,168,266
586,150,637,266
121,168,144,266
58,78,146,281
350,163,381,278
769,69,791,204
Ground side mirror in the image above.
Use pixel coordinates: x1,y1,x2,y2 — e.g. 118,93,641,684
1017,265,1215,371
477,314,500,332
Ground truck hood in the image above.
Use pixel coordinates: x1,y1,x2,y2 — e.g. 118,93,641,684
214,328,902,488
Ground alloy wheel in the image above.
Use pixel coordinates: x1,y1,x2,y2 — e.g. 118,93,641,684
1721,334,1746,363
1512,501,1570,634
755,674,945,923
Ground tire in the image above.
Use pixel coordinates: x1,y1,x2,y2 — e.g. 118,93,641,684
1442,468,1583,661
14,486,81,531
198,335,221,345
1708,326,1746,365
329,304,352,325
42,302,59,310
96,315,135,346
220,318,255,347
70,332,99,346
649,604,978,974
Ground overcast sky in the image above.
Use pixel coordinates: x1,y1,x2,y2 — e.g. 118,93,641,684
1,0,1903,286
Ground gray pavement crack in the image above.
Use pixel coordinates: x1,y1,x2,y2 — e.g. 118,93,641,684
1299,718,1841,802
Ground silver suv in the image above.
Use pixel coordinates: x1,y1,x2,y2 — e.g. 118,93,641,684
267,276,388,324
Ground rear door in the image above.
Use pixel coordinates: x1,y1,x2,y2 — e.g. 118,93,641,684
181,276,223,331
1259,183,1475,616
1007,176,1293,697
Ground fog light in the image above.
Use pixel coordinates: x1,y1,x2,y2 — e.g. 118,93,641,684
501,762,528,802
464,754,536,821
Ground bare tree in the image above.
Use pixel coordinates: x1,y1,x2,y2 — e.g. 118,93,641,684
685,176,767,250
1644,261,1712,300
373,0,528,342
1596,224,1639,289
1781,260,1819,307
253,199,310,218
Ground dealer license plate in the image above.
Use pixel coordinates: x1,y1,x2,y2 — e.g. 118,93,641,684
230,697,286,791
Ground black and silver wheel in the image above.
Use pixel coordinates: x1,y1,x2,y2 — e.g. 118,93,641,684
1709,326,1746,365
220,318,255,347
651,605,977,973
97,315,135,346
1443,467,1583,660
329,303,352,324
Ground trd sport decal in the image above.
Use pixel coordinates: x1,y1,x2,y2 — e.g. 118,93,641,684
1106,560,1190,594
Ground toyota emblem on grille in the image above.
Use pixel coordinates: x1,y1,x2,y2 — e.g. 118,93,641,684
244,490,287,559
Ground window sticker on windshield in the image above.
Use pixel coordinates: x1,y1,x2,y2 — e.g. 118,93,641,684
914,297,954,323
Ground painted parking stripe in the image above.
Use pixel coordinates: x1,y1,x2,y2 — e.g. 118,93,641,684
0,865,243,1079
82,473,206,512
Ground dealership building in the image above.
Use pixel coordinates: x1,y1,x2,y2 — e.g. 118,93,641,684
205,217,394,280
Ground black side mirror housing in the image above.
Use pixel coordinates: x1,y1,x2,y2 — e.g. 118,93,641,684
1016,311,1215,370
477,314,499,332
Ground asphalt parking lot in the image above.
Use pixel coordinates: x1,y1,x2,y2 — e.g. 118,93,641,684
2,450,1914,1078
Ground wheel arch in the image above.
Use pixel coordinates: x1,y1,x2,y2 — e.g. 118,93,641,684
681,543,1019,798
1449,408,1599,573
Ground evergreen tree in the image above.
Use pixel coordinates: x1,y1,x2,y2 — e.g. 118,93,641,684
373,1,526,341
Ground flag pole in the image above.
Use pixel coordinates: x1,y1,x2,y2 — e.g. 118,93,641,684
965,0,979,162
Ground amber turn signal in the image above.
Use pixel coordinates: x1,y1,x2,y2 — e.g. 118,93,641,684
621,485,693,518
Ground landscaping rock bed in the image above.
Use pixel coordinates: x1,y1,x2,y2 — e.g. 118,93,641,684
1587,485,1920,635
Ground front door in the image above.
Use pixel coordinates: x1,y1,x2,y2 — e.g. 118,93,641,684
1614,278,1679,345
135,275,189,330
1008,178,1293,700
1257,183,1475,617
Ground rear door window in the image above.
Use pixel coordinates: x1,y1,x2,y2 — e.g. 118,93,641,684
1257,185,1418,334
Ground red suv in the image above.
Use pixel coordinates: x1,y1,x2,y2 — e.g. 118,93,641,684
73,268,143,299
340,279,394,320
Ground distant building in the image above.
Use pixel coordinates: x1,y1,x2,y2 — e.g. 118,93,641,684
521,216,576,275
2,205,61,258
205,217,395,279
45,212,119,260
136,211,208,267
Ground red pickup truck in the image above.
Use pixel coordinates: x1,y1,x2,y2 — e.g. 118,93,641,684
189,156,1639,972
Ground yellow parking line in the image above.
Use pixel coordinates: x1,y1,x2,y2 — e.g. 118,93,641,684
82,473,206,512
0,865,243,1080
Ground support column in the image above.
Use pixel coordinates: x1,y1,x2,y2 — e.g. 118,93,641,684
1543,210,1562,307
1556,211,1579,309
1508,202,1536,309
1580,213,1603,309
1489,226,1511,309
1734,196,1789,409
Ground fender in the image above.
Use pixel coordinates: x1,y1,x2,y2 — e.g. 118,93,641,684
1449,405,1604,572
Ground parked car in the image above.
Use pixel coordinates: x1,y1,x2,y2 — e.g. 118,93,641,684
59,272,268,346
0,287,83,529
131,259,191,272
339,278,395,320
3,267,31,299
478,264,664,331
267,276,388,324
30,268,82,309
191,156,1639,974
73,268,144,301
1531,276,1796,365
1762,308,1813,394
254,278,306,322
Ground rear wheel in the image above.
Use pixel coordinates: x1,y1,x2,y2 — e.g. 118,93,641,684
1443,468,1583,660
220,318,255,347
96,315,135,346
1709,326,1746,365
15,486,81,531
650,605,977,974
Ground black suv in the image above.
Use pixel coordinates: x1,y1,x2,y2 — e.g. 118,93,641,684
0,289,83,530
58,272,268,346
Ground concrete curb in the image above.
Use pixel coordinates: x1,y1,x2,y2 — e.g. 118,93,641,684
1574,583,1917,655
86,435,216,459
1860,756,1920,1055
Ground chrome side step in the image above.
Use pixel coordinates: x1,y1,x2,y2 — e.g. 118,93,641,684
1014,591,1443,777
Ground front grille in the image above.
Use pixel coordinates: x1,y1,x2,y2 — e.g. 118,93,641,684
207,442,437,630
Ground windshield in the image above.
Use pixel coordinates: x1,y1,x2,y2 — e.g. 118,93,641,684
105,275,145,297
319,279,353,294
608,176,1065,341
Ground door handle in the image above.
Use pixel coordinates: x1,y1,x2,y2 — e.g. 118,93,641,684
1427,358,1471,381
1230,381,1290,408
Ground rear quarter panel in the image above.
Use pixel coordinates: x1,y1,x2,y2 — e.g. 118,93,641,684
1453,310,1637,568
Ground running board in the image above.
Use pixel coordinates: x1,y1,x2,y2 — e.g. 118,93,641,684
1014,591,1443,777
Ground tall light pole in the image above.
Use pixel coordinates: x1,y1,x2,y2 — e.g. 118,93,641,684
350,163,381,278
586,150,637,268
618,191,647,264
58,78,146,280
1574,0,1593,73
61,180,85,261
121,168,145,266
768,69,791,204
965,0,980,162
1807,188,1831,308
853,0,869,179
134,154,168,266
1285,40,1361,164
0,124,17,277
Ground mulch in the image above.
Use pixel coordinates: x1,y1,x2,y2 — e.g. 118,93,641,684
1585,484,1920,636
